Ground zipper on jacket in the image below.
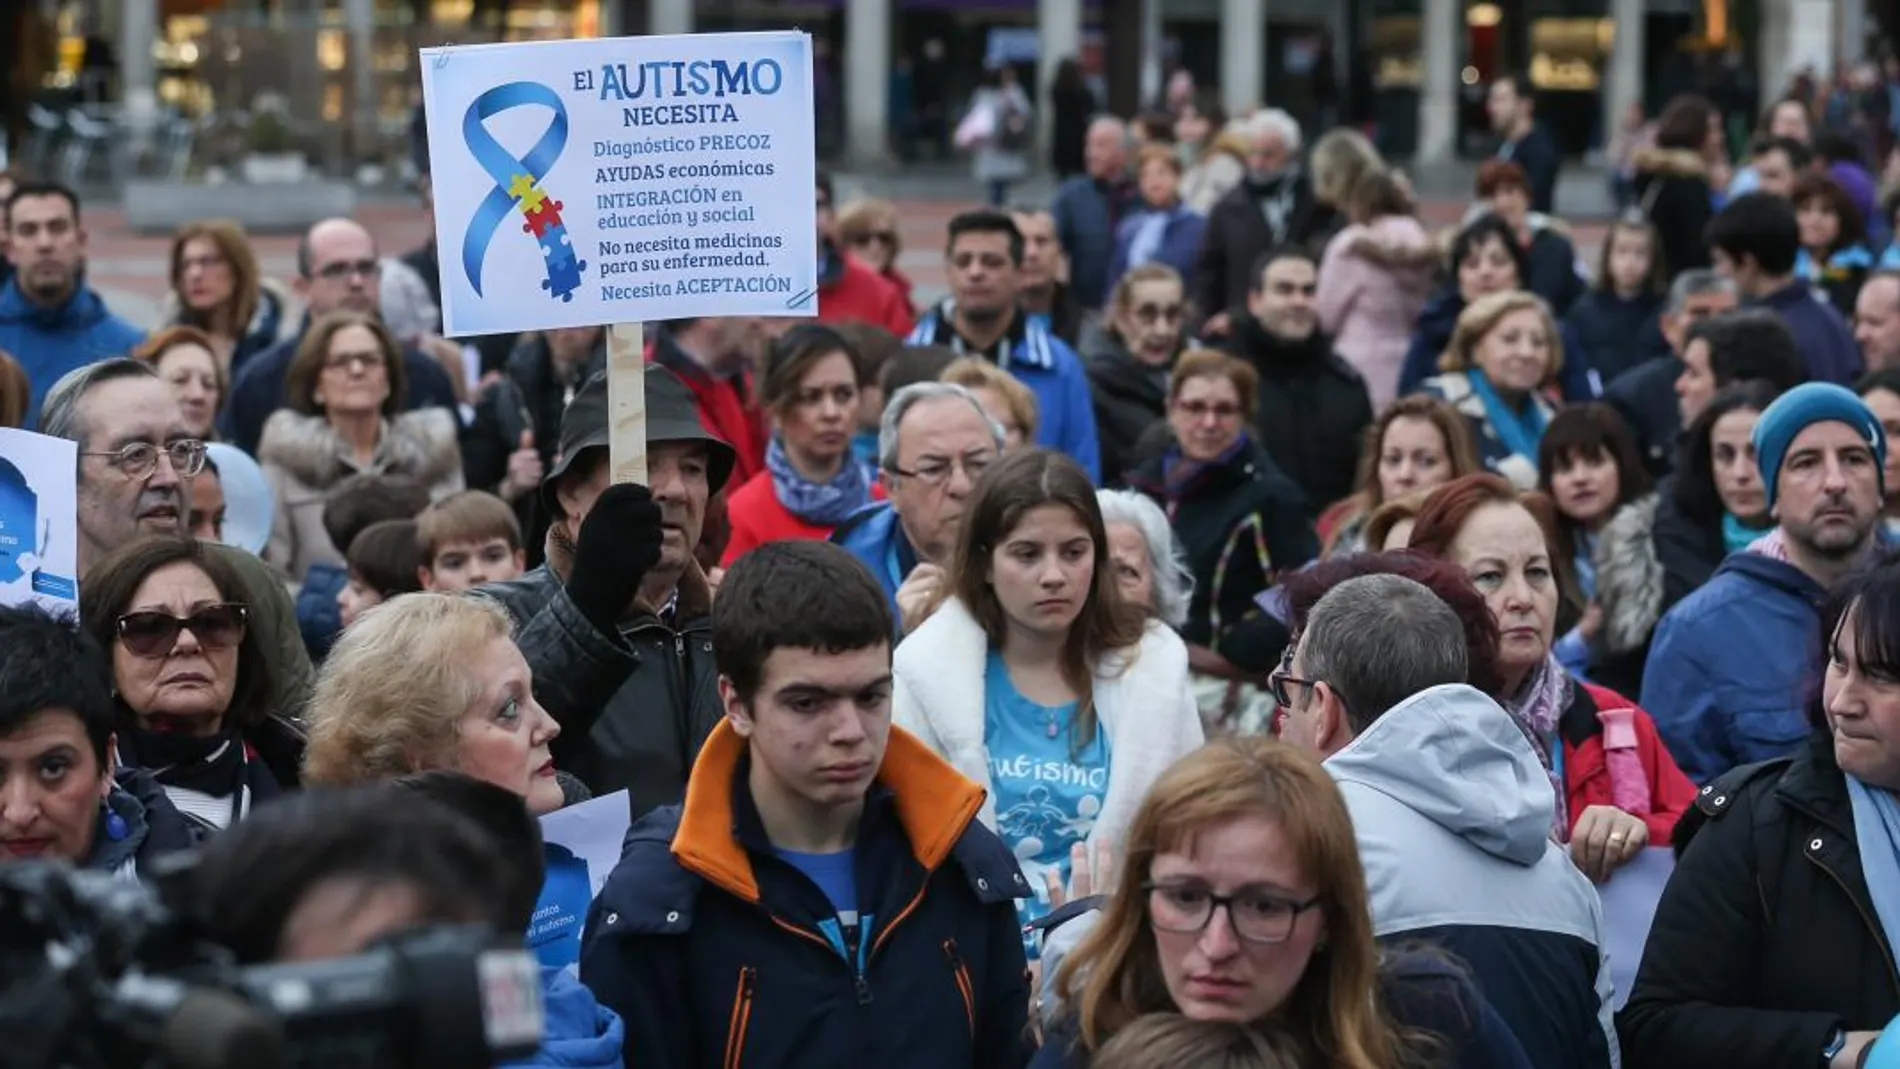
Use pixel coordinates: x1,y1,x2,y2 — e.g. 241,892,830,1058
1806,848,1900,994
722,966,757,1069
770,914,874,1006
941,939,975,1035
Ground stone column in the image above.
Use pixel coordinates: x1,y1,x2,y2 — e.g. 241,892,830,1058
1219,0,1263,118
1606,0,1644,137
1038,0,1083,158
1140,0,1163,107
346,0,376,166
845,0,892,167
120,0,159,169
1839,0,1868,66
1417,0,1459,164
650,0,692,36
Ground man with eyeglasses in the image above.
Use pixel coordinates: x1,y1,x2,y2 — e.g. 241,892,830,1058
813,170,912,337
220,217,460,454
1217,245,1372,517
0,179,144,427
39,357,315,717
905,209,1100,482
832,382,1004,634
1276,572,1616,1069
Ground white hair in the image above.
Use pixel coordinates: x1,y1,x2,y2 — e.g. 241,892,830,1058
1249,107,1303,154
877,382,1005,472
1095,489,1194,629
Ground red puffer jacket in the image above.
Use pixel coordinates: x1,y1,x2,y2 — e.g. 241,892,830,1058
1560,681,1699,843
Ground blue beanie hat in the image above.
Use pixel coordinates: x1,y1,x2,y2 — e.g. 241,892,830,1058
1752,382,1887,511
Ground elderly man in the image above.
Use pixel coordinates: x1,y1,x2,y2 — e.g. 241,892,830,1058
39,358,314,716
1855,270,1900,372
221,216,460,454
1601,269,1740,477
1194,109,1320,334
1279,572,1615,1069
1049,116,1135,311
0,180,143,421
476,365,735,818
832,382,1004,633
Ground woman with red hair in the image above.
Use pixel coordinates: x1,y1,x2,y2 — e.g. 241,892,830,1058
1405,474,1695,880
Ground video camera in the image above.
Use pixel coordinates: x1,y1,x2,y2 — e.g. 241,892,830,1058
0,859,545,1069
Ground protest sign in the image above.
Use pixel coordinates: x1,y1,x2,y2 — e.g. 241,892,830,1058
419,30,819,484
1598,847,1674,1008
530,789,632,973
419,31,819,337
0,429,77,615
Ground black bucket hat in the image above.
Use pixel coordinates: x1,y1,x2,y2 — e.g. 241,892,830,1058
540,365,737,517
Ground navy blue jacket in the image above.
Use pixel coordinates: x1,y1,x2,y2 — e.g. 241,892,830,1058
1565,290,1666,385
579,722,1034,1069
219,319,461,454
1753,281,1862,386
1051,176,1138,309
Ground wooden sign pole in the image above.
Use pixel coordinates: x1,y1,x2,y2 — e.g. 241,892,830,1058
607,321,648,486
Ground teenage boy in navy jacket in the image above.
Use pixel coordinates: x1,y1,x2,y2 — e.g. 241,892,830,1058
580,540,1033,1069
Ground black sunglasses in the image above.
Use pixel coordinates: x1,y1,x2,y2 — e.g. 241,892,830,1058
116,604,248,659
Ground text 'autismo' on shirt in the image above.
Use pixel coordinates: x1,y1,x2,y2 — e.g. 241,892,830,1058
982,647,1111,955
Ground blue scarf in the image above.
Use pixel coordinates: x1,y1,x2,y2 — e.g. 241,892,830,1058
1722,512,1766,554
766,436,873,527
1466,369,1547,464
1844,775,1900,959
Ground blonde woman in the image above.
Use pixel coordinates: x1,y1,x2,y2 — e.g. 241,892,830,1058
834,196,914,312
942,355,1040,449
1031,738,1532,1068
1416,290,1563,490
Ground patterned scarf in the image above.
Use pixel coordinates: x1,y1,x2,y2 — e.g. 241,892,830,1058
766,436,874,527
1501,653,1573,841
1161,435,1250,503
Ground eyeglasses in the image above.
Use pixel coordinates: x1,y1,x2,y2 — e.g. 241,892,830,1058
80,439,209,479
314,258,380,282
1266,642,1318,709
1131,303,1184,325
116,603,248,659
322,351,384,373
888,453,996,487
1174,400,1243,421
1145,882,1321,944
179,254,228,274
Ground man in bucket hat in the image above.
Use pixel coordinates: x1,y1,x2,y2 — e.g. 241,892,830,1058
478,364,737,817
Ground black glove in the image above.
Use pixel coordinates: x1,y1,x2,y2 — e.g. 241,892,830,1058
565,482,665,634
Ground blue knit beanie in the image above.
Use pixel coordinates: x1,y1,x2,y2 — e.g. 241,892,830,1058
1752,382,1887,511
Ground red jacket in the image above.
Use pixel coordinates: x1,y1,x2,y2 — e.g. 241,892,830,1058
647,330,767,487
818,252,914,337
1561,682,1699,843
720,469,883,566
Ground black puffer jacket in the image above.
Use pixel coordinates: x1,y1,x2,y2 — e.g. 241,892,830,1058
1082,333,1170,487
1650,477,1741,617
1632,147,1714,278
1127,439,1317,655
476,556,721,819
1221,317,1373,516
1620,732,1900,1068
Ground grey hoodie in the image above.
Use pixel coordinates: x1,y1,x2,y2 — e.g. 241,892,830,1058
1326,683,1620,1069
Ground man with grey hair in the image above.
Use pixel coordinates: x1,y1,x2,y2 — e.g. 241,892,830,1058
1050,115,1135,311
1194,107,1321,334
1280,573,1617,1069
1603,268,1741,477
832,382,1004,632
40,358,314,715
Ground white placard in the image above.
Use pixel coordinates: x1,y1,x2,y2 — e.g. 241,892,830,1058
0,428,78,615
530,789,632,974
1598,847,1675,1009
420,31,820,336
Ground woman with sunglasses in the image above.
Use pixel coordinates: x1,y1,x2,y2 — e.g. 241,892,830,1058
79,537,303,834
1034,737,1531,1069
834,196,914,315
1085,264,1188,485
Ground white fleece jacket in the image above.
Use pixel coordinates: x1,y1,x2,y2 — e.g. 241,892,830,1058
892,596,1204,852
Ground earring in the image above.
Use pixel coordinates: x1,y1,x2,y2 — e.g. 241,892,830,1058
103,801,129,842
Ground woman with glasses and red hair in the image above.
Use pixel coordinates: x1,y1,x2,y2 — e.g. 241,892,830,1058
78,536,303,835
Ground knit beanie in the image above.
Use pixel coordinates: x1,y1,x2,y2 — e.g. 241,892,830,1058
1752,382,1887,511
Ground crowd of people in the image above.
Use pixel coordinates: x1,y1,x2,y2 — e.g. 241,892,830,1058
4,61,1900,1069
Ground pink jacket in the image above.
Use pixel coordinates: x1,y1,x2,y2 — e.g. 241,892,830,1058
1316,216,1439,410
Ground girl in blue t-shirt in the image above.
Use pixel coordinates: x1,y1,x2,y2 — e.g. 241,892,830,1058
892,446,1203,949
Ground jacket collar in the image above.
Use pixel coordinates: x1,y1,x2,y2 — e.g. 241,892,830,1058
670,719,985,905
909,301,1055,371
1777,729,1857,839
1557,681,1603,750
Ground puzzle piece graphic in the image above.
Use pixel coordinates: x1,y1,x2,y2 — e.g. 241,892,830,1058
542,254,587,302
507,173,549,213
537,223,576,260
522,197,566,238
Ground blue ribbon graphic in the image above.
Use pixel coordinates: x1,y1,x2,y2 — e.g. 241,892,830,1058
461,81,569,297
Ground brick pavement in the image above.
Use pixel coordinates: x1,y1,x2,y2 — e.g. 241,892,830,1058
79,193,1607,332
